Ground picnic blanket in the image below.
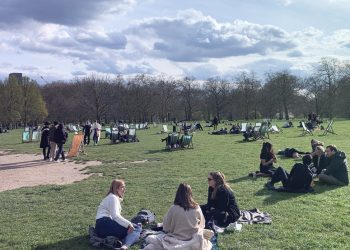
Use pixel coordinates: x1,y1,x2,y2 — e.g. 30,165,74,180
238,208,272,224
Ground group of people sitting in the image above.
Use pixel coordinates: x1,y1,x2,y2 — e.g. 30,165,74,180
255,139,348,192
208,123,241,135
94,172,239,249
161,126,192,149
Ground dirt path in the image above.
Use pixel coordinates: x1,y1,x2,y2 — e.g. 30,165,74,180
0,151,101,192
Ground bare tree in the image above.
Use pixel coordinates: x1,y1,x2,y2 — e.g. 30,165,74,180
204,77,229,120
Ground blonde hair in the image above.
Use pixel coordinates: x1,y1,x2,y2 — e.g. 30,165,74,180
209,171,232,199
316,145,325,152
107,179,125,197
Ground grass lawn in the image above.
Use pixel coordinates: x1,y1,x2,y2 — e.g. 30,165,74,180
0,121,349,249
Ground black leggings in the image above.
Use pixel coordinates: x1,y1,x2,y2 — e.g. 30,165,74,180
42,147,50,159
270,167,290,188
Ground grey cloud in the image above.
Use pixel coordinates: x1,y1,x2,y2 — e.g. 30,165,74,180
0,0,135,27
287,50,304,57
182,64,220,80
127,11,296,62
71,70,87,76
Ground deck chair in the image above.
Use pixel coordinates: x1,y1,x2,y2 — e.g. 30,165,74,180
162,125,168,133
240,123,247,133
253,124,270,140
166,133,179,150
322,120,336,135
140,124,145,129
128,128,137,142
269,125,281,133
110,130,119,144
180,134,193,148
105,128,111,138
301,121,313,136
31,130,40,141
22,131,30,143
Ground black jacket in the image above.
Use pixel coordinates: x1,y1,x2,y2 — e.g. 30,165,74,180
40,126,50,148
206,186,240,225
324,151,349,185
54,127,67,144
312,153,329,175
288,163,313,191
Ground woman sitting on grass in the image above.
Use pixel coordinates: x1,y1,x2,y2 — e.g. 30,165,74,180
201,172,240,228
95,179,141,250
144,183,212,250
258,142,277,176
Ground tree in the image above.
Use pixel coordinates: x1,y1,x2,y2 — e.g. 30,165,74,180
264,70,300,120
178,77,199,121
235,72,261,120
204,77,229,120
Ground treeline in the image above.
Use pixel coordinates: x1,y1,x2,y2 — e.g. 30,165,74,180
1,57,350,126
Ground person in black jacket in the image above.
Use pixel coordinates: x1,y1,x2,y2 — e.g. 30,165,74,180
259,142,277,176
201,171,240,228
318,145,349,186
83,121,92,145
277,148,307,158
40,122,51,160
54,123,67,162
265,155,314,192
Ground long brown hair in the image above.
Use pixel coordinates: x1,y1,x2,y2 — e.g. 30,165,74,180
106,179,125,197
174,183,198,211
209,171,232,199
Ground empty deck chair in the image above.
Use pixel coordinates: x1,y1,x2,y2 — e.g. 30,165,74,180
22,131,30,143
240,123,247,133
322,120,336,136
162,125,168,133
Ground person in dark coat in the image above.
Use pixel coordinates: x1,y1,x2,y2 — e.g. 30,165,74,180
259,142,277,176
277,148,307,158
201,171,240,228
318,145,349,186
212,116,219,130
40,122,51,160
54,123,67,162
83,121,92,145
265,155,314,193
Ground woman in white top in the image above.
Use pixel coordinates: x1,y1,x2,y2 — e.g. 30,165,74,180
143,183,212,250
95,179,141,250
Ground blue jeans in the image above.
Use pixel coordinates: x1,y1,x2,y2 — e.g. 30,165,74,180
54,143,65,161
95,217,141,247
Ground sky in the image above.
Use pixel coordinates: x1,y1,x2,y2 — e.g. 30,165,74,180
1,0,350,83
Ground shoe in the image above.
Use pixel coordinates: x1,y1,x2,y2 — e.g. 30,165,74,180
265,182,275,190
62,159,67,162
49,158,53,162
54,159,60,163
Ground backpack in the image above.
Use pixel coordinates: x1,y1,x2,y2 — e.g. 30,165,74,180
131,209,156,225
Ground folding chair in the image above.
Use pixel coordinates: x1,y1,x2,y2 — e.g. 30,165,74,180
180,134,193,148
110,129,119,144
240,123,247,133
166,133,179,150
22,131,30,143
301,121,313,136
140,124,145,129
253,124,270,140
31,130,40,142
269,125,281,133
128,128,137,142
162,125,168,133
322,120,336,135
105,128,111,138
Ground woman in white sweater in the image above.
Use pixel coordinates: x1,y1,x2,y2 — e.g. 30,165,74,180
95,179,141,250
144,183,212,250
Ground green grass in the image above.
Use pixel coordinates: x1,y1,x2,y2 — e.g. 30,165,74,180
0,121,349,249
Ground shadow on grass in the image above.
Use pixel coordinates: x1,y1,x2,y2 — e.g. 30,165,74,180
33,235,92,250
255,182,341,205
228,175,251,183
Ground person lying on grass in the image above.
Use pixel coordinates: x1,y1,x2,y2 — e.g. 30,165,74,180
143,183,212,250
95,179,141,250
265,155,314,193
277,148,308,159
318,145,349,186
201,172,240,229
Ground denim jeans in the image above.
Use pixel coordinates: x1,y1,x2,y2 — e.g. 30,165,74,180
95,217,141,247
54,143,65,161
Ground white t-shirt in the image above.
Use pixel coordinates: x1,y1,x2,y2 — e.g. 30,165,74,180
95,193,131,228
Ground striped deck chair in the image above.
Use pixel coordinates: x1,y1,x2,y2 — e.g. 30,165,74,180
301,121,313,136
22,131,30,143
180,134,193,148
166,133,179,150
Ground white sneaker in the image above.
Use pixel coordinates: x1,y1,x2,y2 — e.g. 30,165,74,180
54,159,60,163
62,159,67,162
49,158,53,162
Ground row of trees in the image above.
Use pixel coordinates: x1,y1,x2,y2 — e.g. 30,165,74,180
1,57,350,127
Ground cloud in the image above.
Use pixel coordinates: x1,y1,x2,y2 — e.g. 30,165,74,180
127,9,296,62
0,0,136,27
71,70,87,76
182,64,220,80
287,50,304,57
